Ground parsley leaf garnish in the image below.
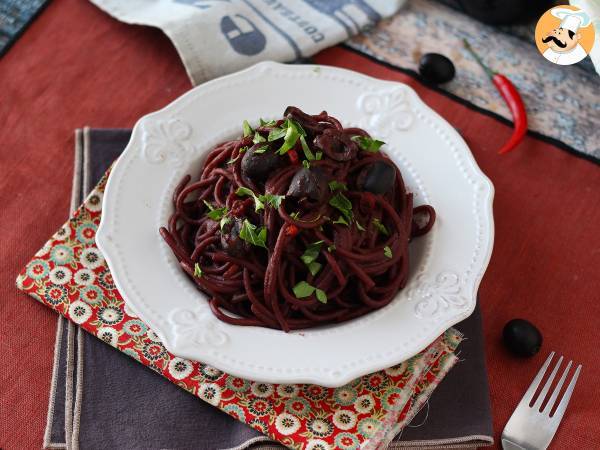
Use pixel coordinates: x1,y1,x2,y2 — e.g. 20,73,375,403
384,246,393,258
300,241,323,266
262,193,285,209
351,135,385,153
253,131,266,144
242,120,253,137
259,118,276,126
300,135,315,161
268,127,287,141
315,288,327,304
328,180,347,192
194,263,203,278
235,187,265,211
372,218,389,236
329,191,353,223
302,160,310,169
333,216,349,226
203,201,228,221
235,187,284,211
292,281,328,304
271,119,306,155
219,216,231,231
253,144,269,154
227,146,248,164
293,281,315,298
239,219,267,249
307,261,322,276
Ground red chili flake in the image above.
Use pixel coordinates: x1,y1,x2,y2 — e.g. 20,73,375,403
362,192,376,210
285,224,299,237
287,149,299,165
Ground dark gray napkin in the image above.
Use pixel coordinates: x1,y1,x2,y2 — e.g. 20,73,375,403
44,129,493,450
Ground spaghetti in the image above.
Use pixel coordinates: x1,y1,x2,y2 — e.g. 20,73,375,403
160,107,435,331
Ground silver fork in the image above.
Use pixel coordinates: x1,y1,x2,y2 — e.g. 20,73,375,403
501,352,582,450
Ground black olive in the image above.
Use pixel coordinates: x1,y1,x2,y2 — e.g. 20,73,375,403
503,319,543,357
241,143,284,183
287,167,328,204
220,217,248,257
418,53,456,84
356,161,396,195
313,129,358,162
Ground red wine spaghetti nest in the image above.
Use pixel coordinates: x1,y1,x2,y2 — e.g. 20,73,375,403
160,107,435,331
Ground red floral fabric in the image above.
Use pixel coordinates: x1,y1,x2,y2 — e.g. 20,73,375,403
16,169,461,449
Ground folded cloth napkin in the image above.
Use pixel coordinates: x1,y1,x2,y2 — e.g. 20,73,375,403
89,0,406,84
41,128,493,450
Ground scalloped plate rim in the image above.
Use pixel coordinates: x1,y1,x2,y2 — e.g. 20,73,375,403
96,61,494,387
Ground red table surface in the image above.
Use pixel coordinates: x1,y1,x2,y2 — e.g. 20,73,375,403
1,1,599,448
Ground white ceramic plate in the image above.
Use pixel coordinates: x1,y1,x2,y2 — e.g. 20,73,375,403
96,62,494,387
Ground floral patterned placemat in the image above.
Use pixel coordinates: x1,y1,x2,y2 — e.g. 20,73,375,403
16,168,462,449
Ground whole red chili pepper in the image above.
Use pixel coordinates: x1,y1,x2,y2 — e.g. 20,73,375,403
463,40,527,155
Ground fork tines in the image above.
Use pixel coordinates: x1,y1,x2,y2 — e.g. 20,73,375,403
522,352,582,419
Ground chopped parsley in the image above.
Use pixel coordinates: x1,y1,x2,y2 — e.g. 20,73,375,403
262,193,285,209
219,216,231,231
290,211,301,220
315,151,323,160
259,118,276,126
302,160,311,169
235,187,264,211
253,131,266,144
351,135,385,153
356,221,366,231
266,119,306,155
327,244,336,252
253,144,269,154
315,288,327,304
300,135,315,161
384,246,393,259
333,216,349,226
307,261,322,276
372,218,389,236
226,146,248,164
242,120,253,137
268,127,287,141
292,281,328,304
235,187,284,211
194,263,203,278
329,191,353,223
328,180,347,192
239,219,267,249
203,201,228,221
301,240,323,266
293,281,314,298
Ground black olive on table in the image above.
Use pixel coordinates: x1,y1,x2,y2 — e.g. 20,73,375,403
503,319,543,357
287,167,329,204
356,161,396,195
220,217,248,257
418,53,456,85
241,142,284,183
